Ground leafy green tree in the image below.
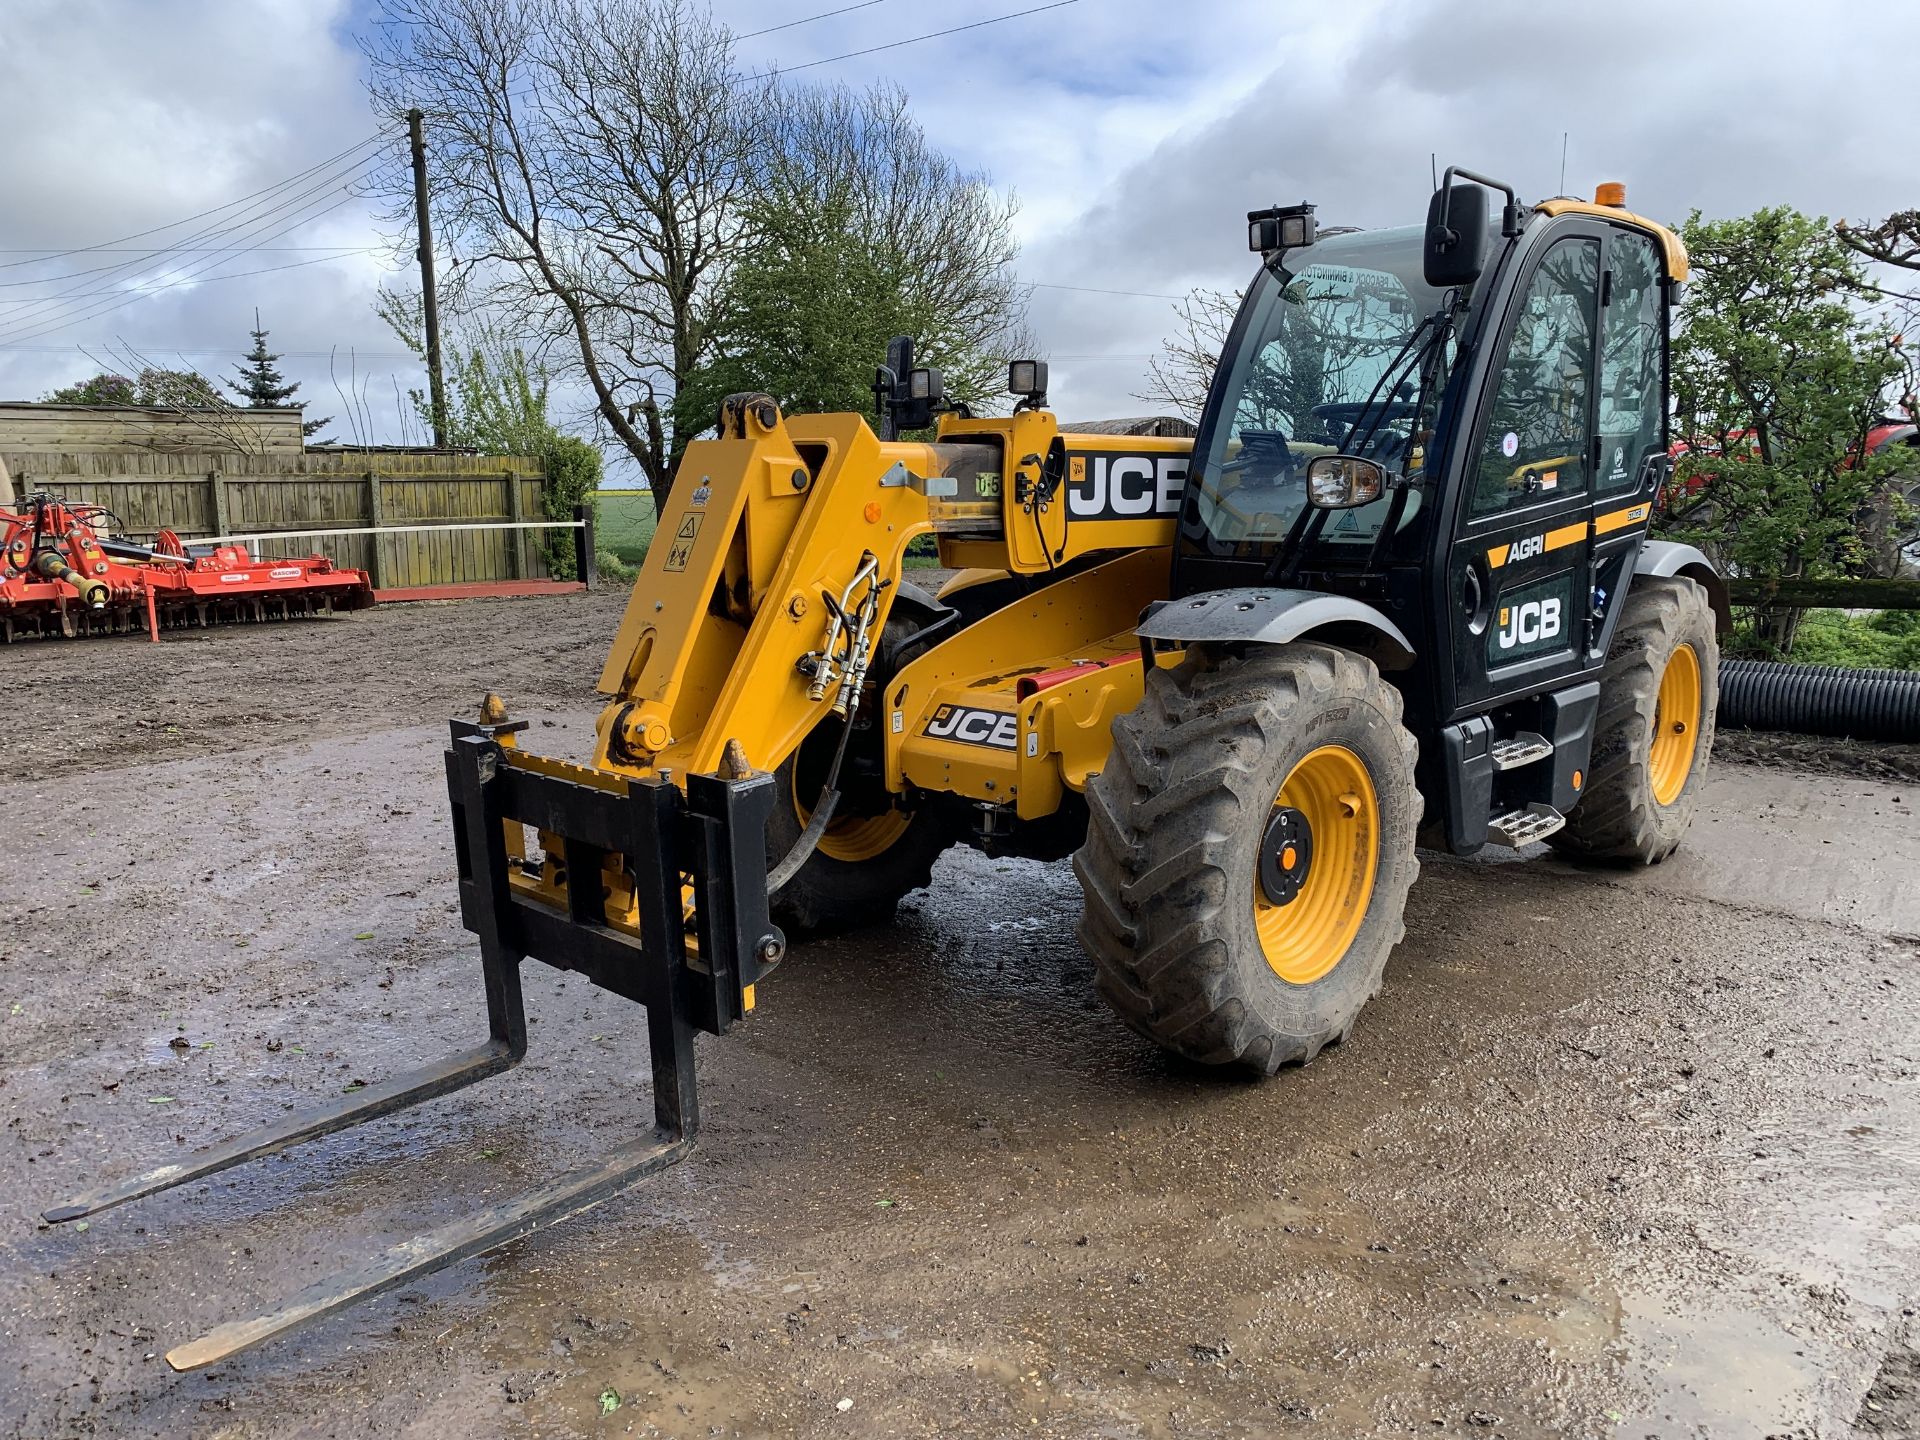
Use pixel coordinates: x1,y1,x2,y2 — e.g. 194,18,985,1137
44,372,139,405
447,344,551,455
540,433,604,579
46,368,224,407
678,84,1026,444
1663,207,1907,653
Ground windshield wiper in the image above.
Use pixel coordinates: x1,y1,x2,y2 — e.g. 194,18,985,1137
1339,309,1446,459
1259,310,1453,588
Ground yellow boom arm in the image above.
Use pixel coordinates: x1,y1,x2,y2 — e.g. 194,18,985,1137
588,393,1190,788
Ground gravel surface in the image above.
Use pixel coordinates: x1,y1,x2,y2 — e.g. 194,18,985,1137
3,597,1917,1438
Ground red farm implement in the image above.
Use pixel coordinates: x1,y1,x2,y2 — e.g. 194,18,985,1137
1,492,374,642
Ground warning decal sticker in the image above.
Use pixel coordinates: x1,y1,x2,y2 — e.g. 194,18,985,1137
663,512,703,572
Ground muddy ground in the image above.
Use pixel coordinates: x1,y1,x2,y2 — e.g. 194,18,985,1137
3,595,1918,1439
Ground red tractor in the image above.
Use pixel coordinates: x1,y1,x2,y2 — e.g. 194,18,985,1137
1664,414,1918,508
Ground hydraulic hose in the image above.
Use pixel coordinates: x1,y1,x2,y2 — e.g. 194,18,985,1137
95,536,188,565
766,707,858,895
1719,659,1920,743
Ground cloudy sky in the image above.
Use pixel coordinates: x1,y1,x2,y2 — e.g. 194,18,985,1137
0,0,1910,471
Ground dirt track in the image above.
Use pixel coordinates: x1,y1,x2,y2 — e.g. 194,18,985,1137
3,597,1919,1439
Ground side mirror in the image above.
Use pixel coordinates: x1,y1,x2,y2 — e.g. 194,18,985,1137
1424,182,1489,288
1306,455,1387,508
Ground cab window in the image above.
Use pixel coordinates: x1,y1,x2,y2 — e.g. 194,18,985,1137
1470,237,1599,517
1596,232,1665,495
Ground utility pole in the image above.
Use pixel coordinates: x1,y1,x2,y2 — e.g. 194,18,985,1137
407,108,449,448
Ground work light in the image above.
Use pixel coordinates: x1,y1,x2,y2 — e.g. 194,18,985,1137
1248,203,1317,256
1007,359,1048,403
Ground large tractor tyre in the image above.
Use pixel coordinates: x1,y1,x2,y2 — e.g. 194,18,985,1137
1075,642,1421,1076
1550,576,1718,866
766,582,960,937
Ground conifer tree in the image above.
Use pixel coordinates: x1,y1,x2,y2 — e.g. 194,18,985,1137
231,310,330,436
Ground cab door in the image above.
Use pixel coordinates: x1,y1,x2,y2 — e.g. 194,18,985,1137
1443,221,1607,716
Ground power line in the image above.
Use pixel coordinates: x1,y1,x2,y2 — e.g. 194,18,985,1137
0,247,384,305
0,167,382,345
0,246,381,255
735,0,901,41
1025,280,1185,301
0,145,385,327
0,143,390,294
0,178,369,338
2,146,384,316
0,250,384,306
0,131,391,272
735,0,1079,80
0,191,372,345
0,342,416,360
469,0,1005,110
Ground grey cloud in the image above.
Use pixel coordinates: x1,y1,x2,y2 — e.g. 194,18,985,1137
1027,0,1914,415
0,1,411,435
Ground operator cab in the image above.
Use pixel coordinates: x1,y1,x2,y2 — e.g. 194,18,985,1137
1166,172,1691,852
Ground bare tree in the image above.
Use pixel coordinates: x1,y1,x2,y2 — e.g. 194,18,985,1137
1839,211,1920,285
1137,287,1239,423
365,0,770,507
75,343,274,457
1137,277,1412,432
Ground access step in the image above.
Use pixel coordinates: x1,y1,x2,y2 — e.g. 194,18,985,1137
1486,802,1566,848
1489,732,1555,770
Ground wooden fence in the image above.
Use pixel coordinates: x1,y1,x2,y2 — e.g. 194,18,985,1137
0,449,549,589
0,403,306,456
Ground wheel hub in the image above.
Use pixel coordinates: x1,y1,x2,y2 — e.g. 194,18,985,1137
1258,806,1314,906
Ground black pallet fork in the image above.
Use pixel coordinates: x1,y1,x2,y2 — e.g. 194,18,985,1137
42,720,784,1371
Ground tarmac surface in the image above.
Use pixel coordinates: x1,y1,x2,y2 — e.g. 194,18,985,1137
3,594,1918,1438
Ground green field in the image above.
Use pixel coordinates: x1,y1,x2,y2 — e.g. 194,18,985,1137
595,489,657,568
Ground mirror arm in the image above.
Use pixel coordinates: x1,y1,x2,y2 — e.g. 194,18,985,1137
1439,165,1525,237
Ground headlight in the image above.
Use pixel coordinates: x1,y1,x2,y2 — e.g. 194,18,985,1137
1305,455,1387,508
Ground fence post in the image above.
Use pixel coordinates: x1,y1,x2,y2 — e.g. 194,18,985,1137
574,503,597,591
207,470,229,541
506,472,527,580
365,470,389,590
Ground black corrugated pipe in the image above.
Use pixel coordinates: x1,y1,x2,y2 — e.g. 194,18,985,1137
1720,659,1920,742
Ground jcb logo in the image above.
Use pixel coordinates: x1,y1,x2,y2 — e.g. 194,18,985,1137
1496,598,1562,650
1506,534,1544,563
1066,453,1187,521
923,704,1019,750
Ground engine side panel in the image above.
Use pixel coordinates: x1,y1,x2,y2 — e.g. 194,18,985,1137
887,548,1168,817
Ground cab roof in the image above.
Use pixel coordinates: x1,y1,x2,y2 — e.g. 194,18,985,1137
1534,197,1689,281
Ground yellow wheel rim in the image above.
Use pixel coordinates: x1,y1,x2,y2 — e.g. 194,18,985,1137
794,791,912,863
1253,744,1379,985
1649,642,1701,807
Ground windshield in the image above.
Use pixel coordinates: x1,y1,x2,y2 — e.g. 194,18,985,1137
1183,224,1462,561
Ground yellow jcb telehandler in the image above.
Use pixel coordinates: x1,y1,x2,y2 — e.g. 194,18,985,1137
48,170,1729,1369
